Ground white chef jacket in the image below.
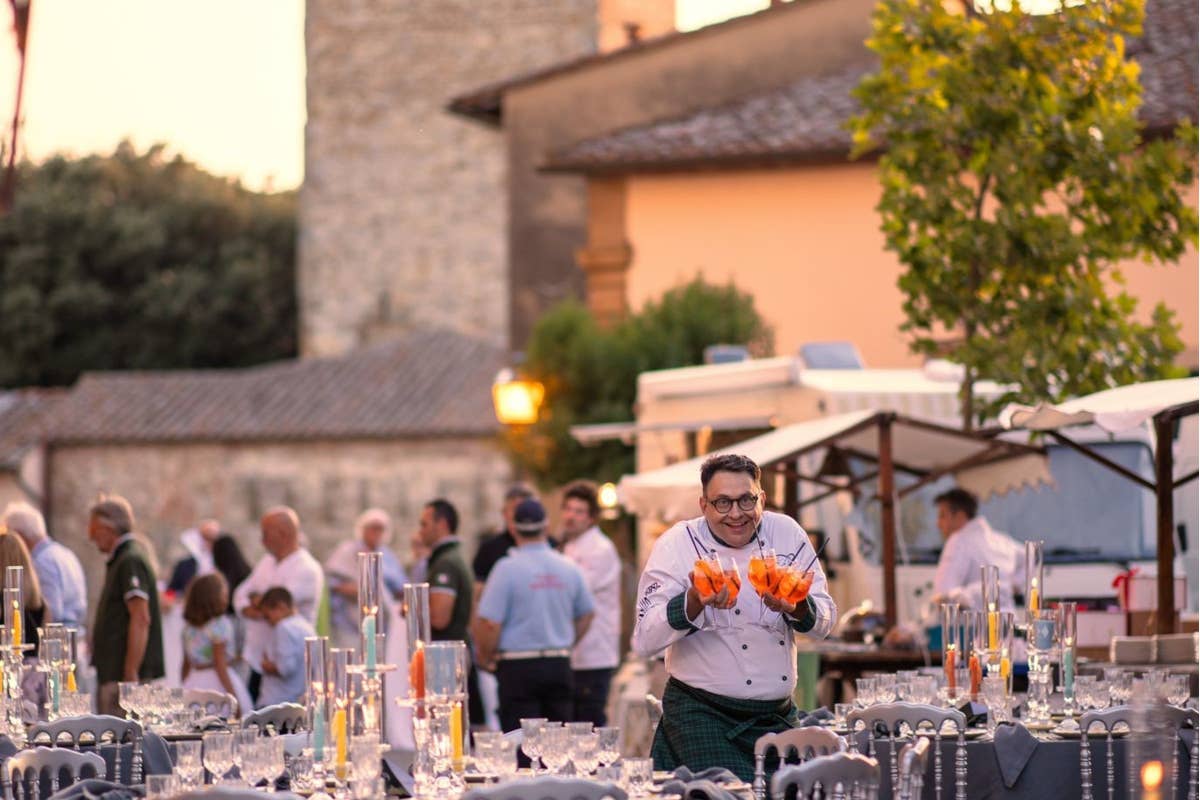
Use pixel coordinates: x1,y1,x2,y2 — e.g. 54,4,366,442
632,511,835,701
564,526,622,671
233,547,324,671
933,516,1025,611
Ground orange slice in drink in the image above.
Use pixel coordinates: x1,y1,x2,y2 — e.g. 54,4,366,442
724,566,741,603
748,557,769,596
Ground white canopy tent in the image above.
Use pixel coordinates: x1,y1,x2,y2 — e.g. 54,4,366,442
1000,378,1200,632
618,409,1048,626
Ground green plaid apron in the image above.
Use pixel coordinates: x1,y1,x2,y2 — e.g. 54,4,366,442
650,677,799,782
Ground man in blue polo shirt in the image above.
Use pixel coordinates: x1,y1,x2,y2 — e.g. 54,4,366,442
474,497,594,732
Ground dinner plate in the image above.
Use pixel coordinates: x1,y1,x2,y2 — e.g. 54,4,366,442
915,728,989,740
1049,726,1129,740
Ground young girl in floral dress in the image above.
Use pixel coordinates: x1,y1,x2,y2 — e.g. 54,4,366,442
180,573,251,715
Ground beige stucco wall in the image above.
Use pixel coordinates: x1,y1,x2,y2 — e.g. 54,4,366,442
46,438,511,621
502,0,874,348
624,165,1200,368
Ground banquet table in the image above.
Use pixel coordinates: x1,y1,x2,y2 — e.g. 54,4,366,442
861,727,1195,800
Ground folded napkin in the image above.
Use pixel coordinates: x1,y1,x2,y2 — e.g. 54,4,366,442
45,779,143,800
671,766,740,785
992,722,1038,789
799,708,834,727
658,778,741,800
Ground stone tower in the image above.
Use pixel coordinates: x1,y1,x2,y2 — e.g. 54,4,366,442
300,0,676,358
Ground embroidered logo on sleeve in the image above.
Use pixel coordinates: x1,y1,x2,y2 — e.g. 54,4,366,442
636,580,661,621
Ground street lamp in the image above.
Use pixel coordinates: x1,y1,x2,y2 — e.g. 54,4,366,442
491,367,544,426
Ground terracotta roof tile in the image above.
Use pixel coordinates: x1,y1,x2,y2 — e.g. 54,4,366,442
0,389,66,468
48,329,505,444
545,0,1197,173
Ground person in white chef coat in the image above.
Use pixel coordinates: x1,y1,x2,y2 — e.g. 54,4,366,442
631,453,836,782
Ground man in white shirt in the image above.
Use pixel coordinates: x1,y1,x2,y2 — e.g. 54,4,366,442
632,453,836,781
932,488,1024,611
233,506,324,703
560,480,622,726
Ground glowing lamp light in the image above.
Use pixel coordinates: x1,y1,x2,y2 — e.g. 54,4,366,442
1141,760,1164,791
492,368,544,425
598,482,619,510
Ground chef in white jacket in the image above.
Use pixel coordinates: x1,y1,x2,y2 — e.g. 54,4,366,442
632,453,836,781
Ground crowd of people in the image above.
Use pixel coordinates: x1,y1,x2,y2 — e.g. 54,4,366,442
0,478,625,735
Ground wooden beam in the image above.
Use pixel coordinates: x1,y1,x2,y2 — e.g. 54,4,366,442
1173,470,1198,491
879,416,898,630
1154,412,1178,634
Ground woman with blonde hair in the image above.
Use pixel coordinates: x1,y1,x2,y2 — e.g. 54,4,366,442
0,531,47,652
323,509,407,649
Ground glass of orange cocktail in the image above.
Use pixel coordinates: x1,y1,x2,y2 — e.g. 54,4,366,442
723,560,742,606
786,569,815,605
747,548,777,597
691,554,727,601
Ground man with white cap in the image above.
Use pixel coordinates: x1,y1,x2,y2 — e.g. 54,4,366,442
474,497,595,732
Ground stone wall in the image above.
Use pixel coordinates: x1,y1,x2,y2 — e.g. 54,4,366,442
46,437,511,622
299,0,601,358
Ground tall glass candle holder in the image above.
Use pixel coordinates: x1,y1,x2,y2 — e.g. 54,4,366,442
981,565,1000,650
996,611,1015,697
964,609,985,700
304,637,329,764
358,553,381,674
1059,601,1078,716
328,648,353,782
941,603,960,700
1024,540,1044,627
5,566,23,648
424,641,468,789
403,583,431,705
1026,609,1056,724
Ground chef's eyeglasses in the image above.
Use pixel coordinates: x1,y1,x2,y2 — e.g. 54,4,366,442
706,493,760,513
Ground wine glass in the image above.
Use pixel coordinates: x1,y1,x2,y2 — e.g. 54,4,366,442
569,730,600,776
1166,675,1190,706
232,728,258,786
173,740,203,790
202,730,234,786
596,726,621,768
519,718,547,773
538,725,570,775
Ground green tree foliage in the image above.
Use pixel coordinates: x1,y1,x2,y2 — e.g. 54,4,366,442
504,278,774,489
850,0,1197,425
0,142,297,387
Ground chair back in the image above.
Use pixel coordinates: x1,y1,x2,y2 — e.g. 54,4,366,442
771,752,879,800
463,776,627,800
183,688,237,719
241,703,307,734
896,736,931,800
8,747,105,800
27,715,141,748
846,703,967,800
756,727,845,760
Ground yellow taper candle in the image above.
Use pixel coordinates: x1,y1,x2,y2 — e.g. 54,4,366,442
66,671,77,692
333,708,348,767
1029,586,1039,612
450,701,464,772
987,610,998,650
11,605,20,648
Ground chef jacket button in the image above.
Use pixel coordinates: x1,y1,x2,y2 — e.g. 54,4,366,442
779,640,785,646
742,644,748,650
781,676,788,681
734,609,741,615
746,679,752,685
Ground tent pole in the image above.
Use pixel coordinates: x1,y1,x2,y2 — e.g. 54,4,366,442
1154,412,1177,633
879,415,898,629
